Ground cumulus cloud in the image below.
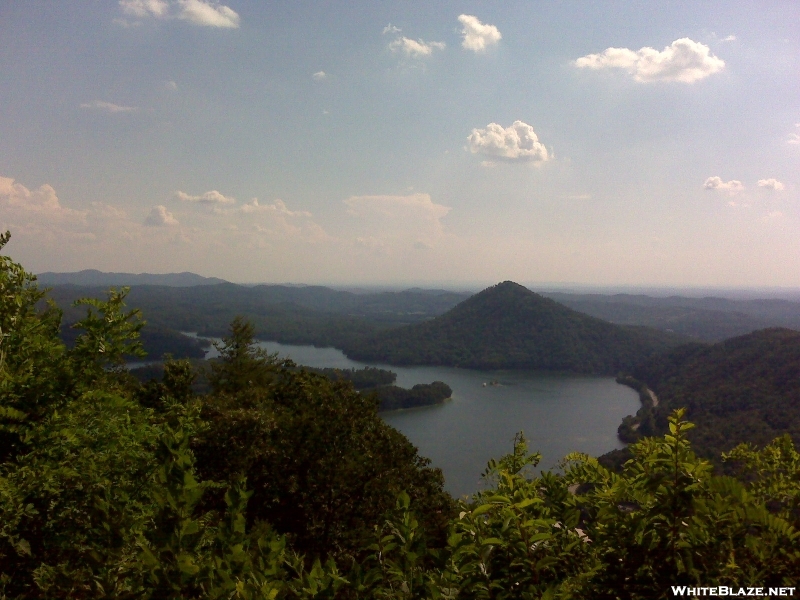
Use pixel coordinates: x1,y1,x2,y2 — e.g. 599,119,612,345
175,190,236,205
312,71,327,81
458,15,501,52
80,100,138,113
388,37,445,58
176,0,239,28
120,0,169,17
0,176,72,216
382,24,401,35
118,0,239,28
144,205,179,226
575,38,725,83
239,198,312,217
757,178,785,191
467,120,549,164
787,125,800,145
0,176,137,256
703,176,744,194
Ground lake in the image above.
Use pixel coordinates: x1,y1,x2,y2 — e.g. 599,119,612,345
198,338,640,498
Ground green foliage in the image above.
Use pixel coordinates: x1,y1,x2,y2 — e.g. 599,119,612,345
0,231,67,460
207,316,285,396
724,435,800,529
194,319,454,561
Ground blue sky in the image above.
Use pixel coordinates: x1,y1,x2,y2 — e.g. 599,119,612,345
1,1,798,286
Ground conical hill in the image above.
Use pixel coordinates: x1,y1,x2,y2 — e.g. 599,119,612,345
344,281,686,374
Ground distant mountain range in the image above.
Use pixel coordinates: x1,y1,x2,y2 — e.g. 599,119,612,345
542,292,800,342
343,281,688,374
41,276,800,367
36,269,228,287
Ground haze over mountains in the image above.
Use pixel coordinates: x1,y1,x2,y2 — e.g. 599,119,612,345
40,272,800,363
36,269,227,287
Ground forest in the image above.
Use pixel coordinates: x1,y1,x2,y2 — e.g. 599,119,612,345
3,234,800,597
603,328,800,472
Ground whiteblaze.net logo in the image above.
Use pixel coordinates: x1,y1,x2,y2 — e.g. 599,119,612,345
671,587,795,597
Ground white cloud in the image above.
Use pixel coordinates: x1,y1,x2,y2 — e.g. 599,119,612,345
0,176,136,256
144,205,179,226
788,126,800,145
176,0,239,27
118,0,239,28
312,71,327,81
458,15,501,52
165,80,178,90
80,100,138,113
575,38,725,83
382,24,401,35
239,198,312,217
467,120,549,163
0,176,76,217
721,35,736,42
703,176,744,194
757,178,785,191
175,190,236,204
389,36,445,58
119,0,169,17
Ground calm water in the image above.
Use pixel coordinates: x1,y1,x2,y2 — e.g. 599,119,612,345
196,337,639,498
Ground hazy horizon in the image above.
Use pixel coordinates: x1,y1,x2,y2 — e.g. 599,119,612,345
3,2,798,287
32,267,800,301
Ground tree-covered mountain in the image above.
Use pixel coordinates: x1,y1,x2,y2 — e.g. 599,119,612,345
623,327,800,462
343,281,688,374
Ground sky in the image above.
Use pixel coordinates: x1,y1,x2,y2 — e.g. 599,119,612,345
1,1,798,287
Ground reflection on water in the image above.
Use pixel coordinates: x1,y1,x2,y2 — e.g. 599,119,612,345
192,336,639,498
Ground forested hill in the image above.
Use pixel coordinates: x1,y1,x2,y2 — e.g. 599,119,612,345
343,281,688,374
628,327,800,460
